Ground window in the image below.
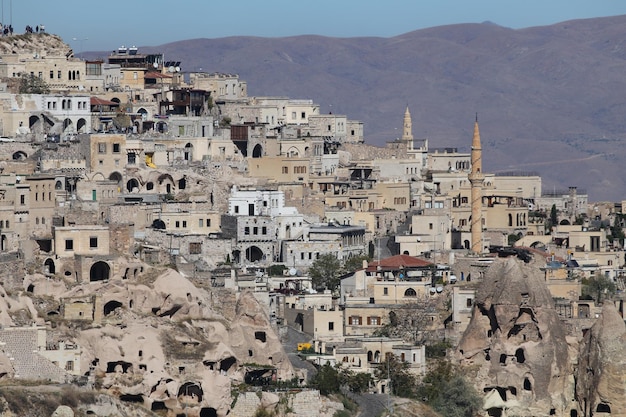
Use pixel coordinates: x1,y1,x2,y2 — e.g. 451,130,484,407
206,218,211,227
383,287,388,295
98,143,106,153
65,239,74,250
404,288,417,297
262,226,267,234
182,221,187,228
253,227,258,235
301,112,306,119
20,195,25,205
175,221,180,228
466,298,473,308
128,153,136,164
49,70,53,79
368,316,380,325
348,316,361,325
89,237,98,248
234,206,239,214
189,242,202,254
113,143,120,153
65,361,73,371
244,227,250,235
282,166,288,174
199,219,204,228
328,322,334,331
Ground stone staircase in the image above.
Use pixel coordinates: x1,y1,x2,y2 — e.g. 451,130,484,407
0,327,68,382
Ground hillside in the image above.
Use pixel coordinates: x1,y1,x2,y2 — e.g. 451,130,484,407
85,15,626,201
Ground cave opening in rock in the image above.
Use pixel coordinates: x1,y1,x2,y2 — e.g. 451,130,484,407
596,403,611,413
255,331,267,343
200,408,217,417
515,348,525,363
523,377,532,391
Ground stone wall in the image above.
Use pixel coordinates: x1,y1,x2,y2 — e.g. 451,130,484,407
342,142,409,161
109,224,134,255
229,390,343,417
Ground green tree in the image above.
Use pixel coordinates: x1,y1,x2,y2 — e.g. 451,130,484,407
375,354,416,398
338,368,373,394
550,204,558,226
415,359,481,417
609,214,625,245
310,363,342,395
342,254,371,273
309,253,342,290
19,74,50,94
583,275,616,304
431,375,482,417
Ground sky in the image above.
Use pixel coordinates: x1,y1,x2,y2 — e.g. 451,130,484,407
6,0,626,51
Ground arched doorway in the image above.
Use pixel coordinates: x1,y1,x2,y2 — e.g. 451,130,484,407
104,300,123,316
126,178,139,193
109,172,123,184
245,246,264,262
63,118,74,134
184,143,193,161
44,258,55,274
90,261,110,282
76,118,87,133
252,144,263,158
152,219,166,229
12,151,27,161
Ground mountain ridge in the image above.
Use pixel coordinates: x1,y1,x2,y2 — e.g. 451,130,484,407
84,15,626,201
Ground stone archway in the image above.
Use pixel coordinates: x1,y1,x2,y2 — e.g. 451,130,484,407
245,246,264,262
104,300,123,316
126,178,139,193
252,144,263,158
90,261,110,282
44,258,55,274
12,151,27,161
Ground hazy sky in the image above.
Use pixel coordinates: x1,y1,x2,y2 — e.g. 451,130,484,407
7,0,626,51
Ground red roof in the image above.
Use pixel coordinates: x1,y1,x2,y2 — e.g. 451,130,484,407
90,97,119,106
366,254,433,272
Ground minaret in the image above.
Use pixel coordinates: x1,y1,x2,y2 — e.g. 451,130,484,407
468,115,485,254
402,106,414,150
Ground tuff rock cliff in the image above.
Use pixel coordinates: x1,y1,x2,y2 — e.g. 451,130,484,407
457,258,572,416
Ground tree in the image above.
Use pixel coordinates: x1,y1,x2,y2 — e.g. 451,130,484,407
375,354,416,398
374,298,440,345
343,254,371,274
431,375,482,417
310,363,342,395
550,204,558,226
309,253,342,290
19,74,50,94
416,360,481,417
583,275,616,304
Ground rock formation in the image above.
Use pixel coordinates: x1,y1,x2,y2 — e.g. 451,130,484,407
576,303,626,416
0,265,294,417
457,258,572,416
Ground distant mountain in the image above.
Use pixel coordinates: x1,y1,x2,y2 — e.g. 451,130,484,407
85,15,626,201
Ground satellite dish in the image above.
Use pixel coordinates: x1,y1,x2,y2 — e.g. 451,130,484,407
429,287,436,294
168,66,175,73
289,268,297,276
175,66,181,72
153,62,158,69
436,286,444,293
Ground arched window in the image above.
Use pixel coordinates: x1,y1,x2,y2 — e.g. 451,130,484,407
404,288,417,297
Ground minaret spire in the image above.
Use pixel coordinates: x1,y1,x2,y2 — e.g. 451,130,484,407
468,116,485,254
402,106,414,150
